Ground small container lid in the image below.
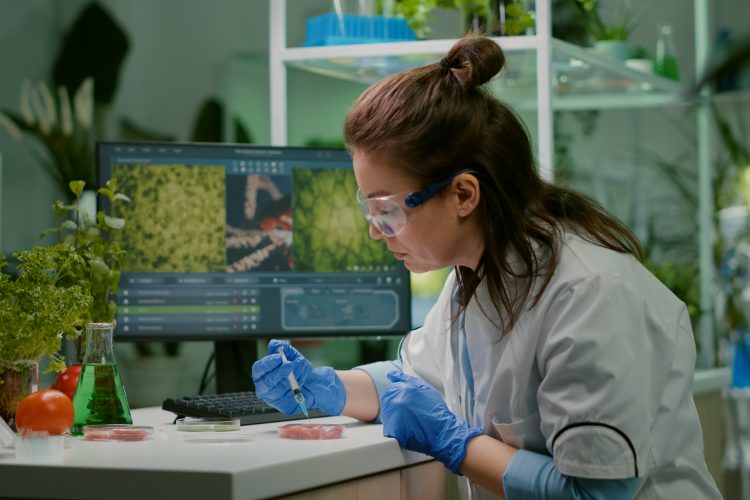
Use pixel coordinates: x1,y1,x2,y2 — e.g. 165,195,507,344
83,424,154,442
176,417,240,432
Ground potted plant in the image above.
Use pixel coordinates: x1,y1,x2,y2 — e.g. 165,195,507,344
0,244,92,427
568,0,650,61
625,44,654,74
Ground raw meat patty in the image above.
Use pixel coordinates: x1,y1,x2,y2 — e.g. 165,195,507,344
278,423,344,440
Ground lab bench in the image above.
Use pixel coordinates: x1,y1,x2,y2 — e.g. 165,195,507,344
0,407,443,500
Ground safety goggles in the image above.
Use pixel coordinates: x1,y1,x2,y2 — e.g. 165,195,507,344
356,168,475,238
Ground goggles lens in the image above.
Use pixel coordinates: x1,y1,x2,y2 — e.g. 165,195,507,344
356,191,407,238
355,168,475,238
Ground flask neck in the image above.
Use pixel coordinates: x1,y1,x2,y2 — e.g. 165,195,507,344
82,327,116,364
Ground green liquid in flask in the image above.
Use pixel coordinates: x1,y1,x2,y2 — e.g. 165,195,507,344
71,363,132,435
654,55,680,81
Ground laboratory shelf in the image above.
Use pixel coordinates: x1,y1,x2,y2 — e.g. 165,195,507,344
282,36,687,111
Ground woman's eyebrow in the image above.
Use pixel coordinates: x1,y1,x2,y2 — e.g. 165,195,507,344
365,189,394,198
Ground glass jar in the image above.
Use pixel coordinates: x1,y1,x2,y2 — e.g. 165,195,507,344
0,360,39,430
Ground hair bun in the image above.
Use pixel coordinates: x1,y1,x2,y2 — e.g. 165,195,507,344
443,35,506,90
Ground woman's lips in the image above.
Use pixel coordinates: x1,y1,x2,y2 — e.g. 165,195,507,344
392,251,407,260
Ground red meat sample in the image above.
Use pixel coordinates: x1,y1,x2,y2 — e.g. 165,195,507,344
278,423,344,440
84,427,150,441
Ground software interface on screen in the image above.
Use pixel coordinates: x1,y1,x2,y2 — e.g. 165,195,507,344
97,142,411,341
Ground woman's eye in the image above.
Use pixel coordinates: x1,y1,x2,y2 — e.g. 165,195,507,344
373,201,396,216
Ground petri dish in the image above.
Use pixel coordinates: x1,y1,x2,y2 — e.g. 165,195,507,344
83,424,154,442
176,417,241,432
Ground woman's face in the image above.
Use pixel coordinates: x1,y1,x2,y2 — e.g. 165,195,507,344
352,149,483,273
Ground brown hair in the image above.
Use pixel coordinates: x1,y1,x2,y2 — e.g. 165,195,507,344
344,34,642,334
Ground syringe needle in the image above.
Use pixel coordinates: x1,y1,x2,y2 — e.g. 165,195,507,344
278,347,312,424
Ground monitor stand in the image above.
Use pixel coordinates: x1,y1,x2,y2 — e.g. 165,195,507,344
214,340,258,393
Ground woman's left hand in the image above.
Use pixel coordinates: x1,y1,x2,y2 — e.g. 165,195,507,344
380,371,483,473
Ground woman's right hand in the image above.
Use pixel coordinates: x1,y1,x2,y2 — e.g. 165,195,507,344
251,339,346,416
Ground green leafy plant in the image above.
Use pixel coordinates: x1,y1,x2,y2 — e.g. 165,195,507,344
644,259,700,320
0,244,92,372
42,180,130,359
390,0,456,38
629,44,650,59
504,2,535,36
568,0,649,42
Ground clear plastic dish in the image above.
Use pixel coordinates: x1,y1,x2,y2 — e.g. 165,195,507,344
83,424,154,442
15,434,68,457
176,417,240,432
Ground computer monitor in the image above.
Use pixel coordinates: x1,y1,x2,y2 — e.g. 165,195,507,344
97,141,411,392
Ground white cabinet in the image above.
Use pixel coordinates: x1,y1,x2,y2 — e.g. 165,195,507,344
266,0,717,366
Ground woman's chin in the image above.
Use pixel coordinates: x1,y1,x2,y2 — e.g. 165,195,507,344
403,260,434,274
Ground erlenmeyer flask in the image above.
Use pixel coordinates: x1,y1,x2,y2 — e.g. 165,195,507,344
71,323,132,435
654,24,680,81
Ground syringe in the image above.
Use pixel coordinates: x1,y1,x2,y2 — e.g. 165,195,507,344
277,347,311,424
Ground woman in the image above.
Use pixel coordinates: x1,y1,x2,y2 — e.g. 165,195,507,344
252,35,721,499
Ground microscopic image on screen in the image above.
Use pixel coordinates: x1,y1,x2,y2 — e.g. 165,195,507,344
225,174,293,272
113,164,226,273
292,168,394,272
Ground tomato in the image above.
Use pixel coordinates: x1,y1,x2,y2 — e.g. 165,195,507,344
15,389,75,436
51,365,82,400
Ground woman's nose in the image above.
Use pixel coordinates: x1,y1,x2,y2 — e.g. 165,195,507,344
369,223,384,240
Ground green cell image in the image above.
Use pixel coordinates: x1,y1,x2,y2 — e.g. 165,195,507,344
292,168,393,272
113,164,226,273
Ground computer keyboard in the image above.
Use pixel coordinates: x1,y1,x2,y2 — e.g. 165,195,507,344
162,391,327,426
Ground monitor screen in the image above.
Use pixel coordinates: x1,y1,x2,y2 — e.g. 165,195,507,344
96,142,411,343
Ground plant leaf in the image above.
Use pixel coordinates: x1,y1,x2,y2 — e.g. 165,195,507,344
104,215,125,229
69,180,85,198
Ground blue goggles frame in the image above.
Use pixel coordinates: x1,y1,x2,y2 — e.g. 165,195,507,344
356,168,475,237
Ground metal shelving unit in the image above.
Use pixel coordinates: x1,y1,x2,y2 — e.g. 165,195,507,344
269,0,554,180
267,0,716,367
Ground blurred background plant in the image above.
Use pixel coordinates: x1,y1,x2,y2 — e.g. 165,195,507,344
567,0,649,42
0,3,129,197
387,0,534,38
629,44,650,59
389,0,455,38
0,78,97,194
642,101,749,357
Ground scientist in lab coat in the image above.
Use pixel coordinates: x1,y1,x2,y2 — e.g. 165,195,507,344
252,35,721,499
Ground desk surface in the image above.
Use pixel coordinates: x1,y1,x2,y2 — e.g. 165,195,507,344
0,407,432,500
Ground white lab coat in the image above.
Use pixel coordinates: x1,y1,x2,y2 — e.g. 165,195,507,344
399,233,721,499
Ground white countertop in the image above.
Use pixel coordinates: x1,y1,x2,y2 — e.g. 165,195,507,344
0,369,730,499
0,408,432,500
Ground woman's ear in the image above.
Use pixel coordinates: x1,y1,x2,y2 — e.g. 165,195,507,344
453,173,480,217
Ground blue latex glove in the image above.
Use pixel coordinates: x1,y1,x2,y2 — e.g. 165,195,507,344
380,371,483,474
251,339,346,416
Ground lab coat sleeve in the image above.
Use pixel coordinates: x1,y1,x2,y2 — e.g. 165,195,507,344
503,449,640,499
536,273,672,479
354,359,403,406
